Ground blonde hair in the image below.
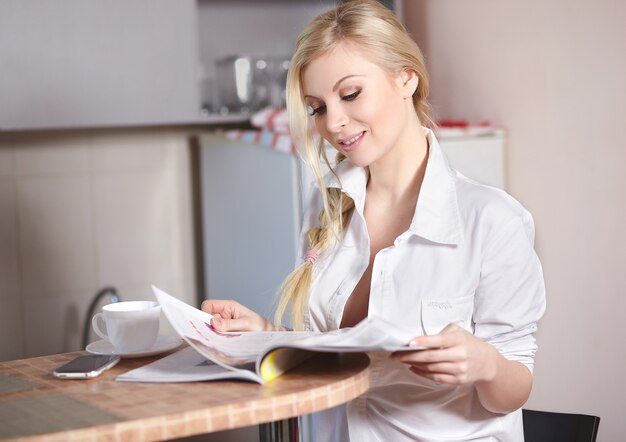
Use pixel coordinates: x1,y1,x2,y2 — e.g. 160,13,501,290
274,0,432,330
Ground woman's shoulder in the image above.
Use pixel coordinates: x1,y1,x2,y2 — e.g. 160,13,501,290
453,172,535,238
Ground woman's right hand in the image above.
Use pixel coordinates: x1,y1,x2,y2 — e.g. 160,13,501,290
201,299,275,332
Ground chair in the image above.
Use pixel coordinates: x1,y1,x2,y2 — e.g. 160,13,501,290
522,409,600,442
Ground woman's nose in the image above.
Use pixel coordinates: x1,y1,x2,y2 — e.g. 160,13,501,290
325,105,349,133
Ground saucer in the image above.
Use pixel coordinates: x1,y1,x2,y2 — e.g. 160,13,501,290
86,335,183,358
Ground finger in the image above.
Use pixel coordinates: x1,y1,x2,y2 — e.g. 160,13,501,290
392,347,462,364
211,316,252,332
409,326,463,348
201,299,238,316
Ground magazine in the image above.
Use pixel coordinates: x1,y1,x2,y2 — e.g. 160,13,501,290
117,286,423,384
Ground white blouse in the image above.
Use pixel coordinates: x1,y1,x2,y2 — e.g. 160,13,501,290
298,128,546,441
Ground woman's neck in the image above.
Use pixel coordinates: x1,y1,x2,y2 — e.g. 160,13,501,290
367,118,429,205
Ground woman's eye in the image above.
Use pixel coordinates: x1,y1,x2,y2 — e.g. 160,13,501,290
342,90,361,101
305,91,359,117
308,104,326,116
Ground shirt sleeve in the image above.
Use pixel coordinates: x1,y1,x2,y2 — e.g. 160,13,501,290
473,210,547,373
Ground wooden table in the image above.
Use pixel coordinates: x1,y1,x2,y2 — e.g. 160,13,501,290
0,349,369,441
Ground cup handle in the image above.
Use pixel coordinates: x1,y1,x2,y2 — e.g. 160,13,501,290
92,313,109,341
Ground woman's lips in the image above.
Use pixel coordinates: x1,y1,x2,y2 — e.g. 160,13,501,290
338,131,365,153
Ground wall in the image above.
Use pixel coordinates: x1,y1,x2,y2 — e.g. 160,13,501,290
405,0,626,439
0,129,197,361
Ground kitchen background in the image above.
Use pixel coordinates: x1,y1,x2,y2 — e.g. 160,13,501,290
0,0,624,440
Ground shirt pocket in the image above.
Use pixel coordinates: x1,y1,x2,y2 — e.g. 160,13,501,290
421,293,474,335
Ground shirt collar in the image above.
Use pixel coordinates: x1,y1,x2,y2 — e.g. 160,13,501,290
410,128,464,245
326,127,464,245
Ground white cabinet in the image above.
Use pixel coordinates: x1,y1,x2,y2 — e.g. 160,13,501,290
0,0,337,130
0,1,399,130
439,131,506,189
0,0,199,130
0,129,197,361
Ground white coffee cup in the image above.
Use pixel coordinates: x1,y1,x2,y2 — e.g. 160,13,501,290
92,301,161,353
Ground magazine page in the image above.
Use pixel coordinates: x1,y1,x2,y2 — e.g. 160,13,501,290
282,314,422,352
152,285,424,384
256,316,423,381
256,315,424,380
117,346,261,383
152,286,313,375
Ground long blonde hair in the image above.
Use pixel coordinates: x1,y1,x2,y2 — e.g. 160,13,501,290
274,0,433,330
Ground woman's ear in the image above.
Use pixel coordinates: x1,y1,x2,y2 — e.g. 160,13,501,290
397,69,419,99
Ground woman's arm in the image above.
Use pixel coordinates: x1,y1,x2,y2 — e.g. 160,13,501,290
395,207,545,413
393,324,532,414
474,344,533,414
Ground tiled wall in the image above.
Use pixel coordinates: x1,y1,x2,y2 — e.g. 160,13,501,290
0,129,196,361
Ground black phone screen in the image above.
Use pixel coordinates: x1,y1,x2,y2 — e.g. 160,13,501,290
54,355,119,373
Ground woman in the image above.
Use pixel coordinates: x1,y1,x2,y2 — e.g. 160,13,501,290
203,1,546,440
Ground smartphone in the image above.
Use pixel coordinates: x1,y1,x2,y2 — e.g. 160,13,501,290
53,355,121,379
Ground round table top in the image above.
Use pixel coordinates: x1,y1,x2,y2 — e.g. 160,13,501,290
0,349,370,441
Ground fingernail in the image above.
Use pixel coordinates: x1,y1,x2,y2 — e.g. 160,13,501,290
212,318,221,327
409,339,420,347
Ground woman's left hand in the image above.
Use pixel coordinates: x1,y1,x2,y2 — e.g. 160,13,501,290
391,323,498,386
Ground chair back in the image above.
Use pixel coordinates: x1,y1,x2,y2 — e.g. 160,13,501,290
522,409,600,442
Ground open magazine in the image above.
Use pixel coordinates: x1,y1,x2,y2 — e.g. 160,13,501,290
117,286,423,384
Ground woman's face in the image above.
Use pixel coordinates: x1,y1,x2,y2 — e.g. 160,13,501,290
302,42,417,168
